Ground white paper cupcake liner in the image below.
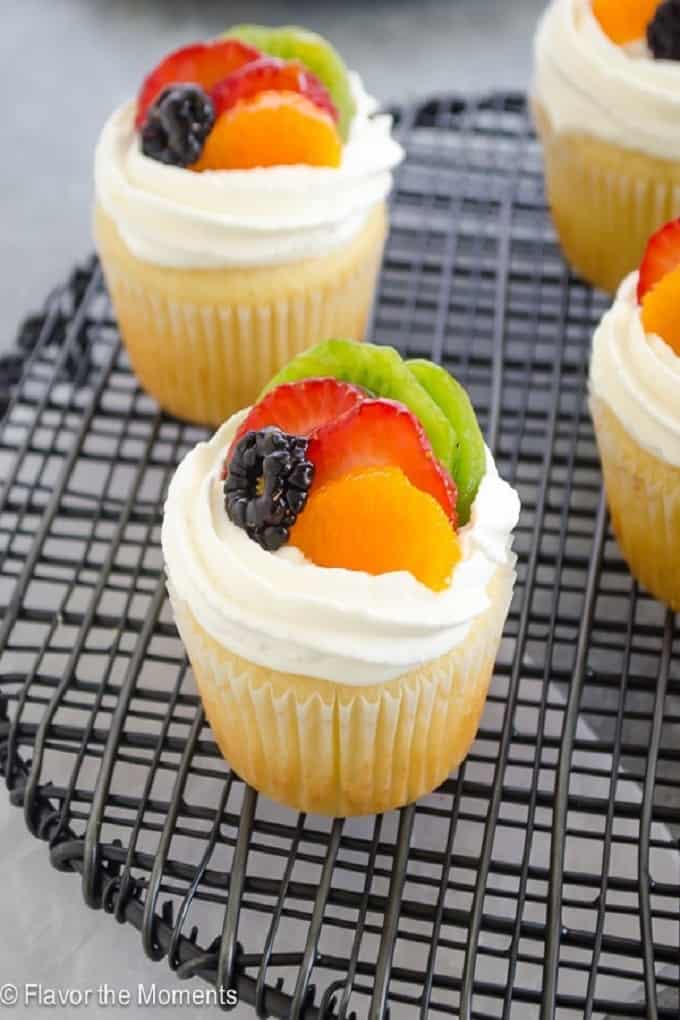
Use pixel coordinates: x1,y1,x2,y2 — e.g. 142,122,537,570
167,561,516,817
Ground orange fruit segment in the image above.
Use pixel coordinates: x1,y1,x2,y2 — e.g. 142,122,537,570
290,467,461,592
592,0,659,45
192,89,342,171
641,263,680,356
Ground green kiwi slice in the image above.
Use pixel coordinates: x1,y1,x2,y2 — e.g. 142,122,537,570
406,359,486,525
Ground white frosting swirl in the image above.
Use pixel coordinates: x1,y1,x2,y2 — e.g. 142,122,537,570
533,0,680,160
162,412,520,686
590,272,680,465
95,74,403,268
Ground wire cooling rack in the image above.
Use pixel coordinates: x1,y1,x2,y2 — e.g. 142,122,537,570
1,94,679,1020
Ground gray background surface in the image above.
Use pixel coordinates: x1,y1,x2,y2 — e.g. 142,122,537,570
0,1,567,1018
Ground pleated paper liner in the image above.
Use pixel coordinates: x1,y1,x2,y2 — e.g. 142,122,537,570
95,203,387,426
591,395,680,611
167,562,516,818
533,101,680,295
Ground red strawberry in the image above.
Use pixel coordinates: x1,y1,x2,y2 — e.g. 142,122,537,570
637,218,680,303
224,379,366,472
307,399,458,525
136,39,260,129
212,57,338,123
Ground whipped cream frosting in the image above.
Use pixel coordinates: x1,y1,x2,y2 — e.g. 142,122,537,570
590,272,680,465
95,74,403,268
162,412,520,686
534,0,680,160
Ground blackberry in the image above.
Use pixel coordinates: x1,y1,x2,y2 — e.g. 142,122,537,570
224,428,315,551
141,84,215,166
648,0,680,61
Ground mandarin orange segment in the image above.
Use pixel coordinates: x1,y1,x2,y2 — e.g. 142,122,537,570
193,89,342,170
641,263,680,355
592,0,659,44
290,467,461,592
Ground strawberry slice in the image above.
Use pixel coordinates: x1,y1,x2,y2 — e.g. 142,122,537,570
224,378,366,473
637,218,680,303
212,57,338,123
307,399,458,525
136,39,260,129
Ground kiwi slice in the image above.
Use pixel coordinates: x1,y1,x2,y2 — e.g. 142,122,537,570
263,340,457,470
223,24,356,140
406,360,486,525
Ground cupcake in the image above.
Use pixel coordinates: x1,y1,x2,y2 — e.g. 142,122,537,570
590,217,680,608
94,26,402,426
162,339,520,816
533,0,680,293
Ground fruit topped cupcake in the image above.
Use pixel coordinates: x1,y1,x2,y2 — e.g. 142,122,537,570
590,218,680,609
533,0,680,292
163,340,520,816
95,26,402,425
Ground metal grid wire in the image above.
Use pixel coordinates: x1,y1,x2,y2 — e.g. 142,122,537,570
0,94,679,1020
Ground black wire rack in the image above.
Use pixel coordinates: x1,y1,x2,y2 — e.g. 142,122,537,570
1,93,679,1020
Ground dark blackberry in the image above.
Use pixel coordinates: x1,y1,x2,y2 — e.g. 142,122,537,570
224,428,315,551
648,0,680,61
141,84,215,166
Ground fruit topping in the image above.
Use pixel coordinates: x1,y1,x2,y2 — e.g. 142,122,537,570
212,57,338,123
192,90,342,171
637,217,680,301
592,0,659,45
406,360,485,525
228,379,365,460
141,85,215,167
289,467,461,592
648,0,680,60
640,265,680,354
224,428,314,551
638,216,680,351
264,340,458,475
307,399,458,525
223,25,356,140
136,39,260,129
